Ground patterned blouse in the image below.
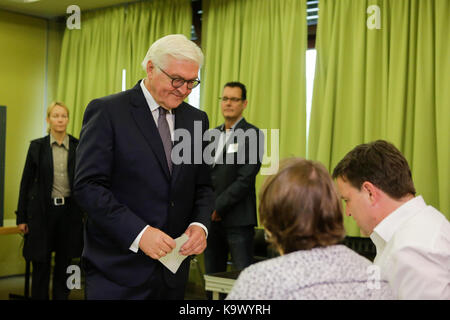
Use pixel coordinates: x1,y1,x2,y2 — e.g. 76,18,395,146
226,245,394,300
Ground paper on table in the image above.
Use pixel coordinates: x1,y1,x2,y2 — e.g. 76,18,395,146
158,233,190,274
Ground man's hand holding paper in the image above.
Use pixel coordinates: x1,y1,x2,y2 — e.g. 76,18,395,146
158,233,190,274
139,224,207,274
180,224,207,256
138,226,176,260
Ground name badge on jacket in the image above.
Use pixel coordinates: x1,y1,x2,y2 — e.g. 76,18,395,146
227,143,239,153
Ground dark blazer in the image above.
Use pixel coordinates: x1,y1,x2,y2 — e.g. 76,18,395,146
211,118,263,228
16,135,84,262
74,81,215,288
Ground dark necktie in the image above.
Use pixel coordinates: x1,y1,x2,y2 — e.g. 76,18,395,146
158,107,172,174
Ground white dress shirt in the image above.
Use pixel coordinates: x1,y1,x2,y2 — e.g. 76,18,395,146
128,80,208,253
370,196,450,299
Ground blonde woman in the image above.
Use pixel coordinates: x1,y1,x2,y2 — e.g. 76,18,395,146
16,102,84,300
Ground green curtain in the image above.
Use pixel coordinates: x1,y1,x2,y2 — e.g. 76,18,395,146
56,6,126,137
123,0,192,89
434,0,450,223
202,0,308,224
56,0,192,137
309,0,450,235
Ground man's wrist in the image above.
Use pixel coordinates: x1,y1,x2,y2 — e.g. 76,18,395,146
130,225,149,253
189,222,208,238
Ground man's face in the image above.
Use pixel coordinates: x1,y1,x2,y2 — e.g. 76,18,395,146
146,57,199,110
336,177,376,235
221,86,247,120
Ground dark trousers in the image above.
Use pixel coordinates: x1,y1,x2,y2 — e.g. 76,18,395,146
31,205,72,300
204,223,254,299
83,259,186,300
204,223,255,273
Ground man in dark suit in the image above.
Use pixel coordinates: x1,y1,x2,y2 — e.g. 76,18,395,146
204,82,263,281
74,34,215,299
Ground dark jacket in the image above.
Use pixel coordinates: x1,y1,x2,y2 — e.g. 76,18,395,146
73,81,215,288
210,118,264,227
16,134,84,261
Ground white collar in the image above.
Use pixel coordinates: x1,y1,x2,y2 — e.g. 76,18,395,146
231,116,244,129
50,134,69,150
140,79,172,114
370,196,427,248
220,117,244,132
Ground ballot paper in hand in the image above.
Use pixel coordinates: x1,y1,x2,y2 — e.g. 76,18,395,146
158,233,190,274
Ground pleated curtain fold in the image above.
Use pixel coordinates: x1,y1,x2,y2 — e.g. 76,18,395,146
201,0,308,225
309,0,450,235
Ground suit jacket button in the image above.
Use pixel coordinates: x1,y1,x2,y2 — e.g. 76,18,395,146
170,201,175,207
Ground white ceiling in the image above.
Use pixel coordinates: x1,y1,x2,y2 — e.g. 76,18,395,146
0,0,139,19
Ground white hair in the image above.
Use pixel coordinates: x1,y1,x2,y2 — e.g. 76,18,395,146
141,34,204,71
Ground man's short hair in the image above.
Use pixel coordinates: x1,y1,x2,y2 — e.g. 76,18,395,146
224,81,247,100
260,158,345,253
141,34,204,71
332,140,416,199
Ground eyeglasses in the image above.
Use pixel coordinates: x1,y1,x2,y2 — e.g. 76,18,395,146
157,66,200,89
219,97,243,103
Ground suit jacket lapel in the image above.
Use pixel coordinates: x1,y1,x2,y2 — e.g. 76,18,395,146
41,135,54,199
234,117,248,131
129,83,171,180
210,129,220,158
227,117,248,149
211,124,224,168
68,136,76,187
214,118,248,167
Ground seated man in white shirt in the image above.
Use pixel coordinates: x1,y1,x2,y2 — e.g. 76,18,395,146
332,140,450,300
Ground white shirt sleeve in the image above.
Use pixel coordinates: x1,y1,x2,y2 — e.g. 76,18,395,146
189,222,208,238
390,246,450,299
129,223,208,253
129,225,149,253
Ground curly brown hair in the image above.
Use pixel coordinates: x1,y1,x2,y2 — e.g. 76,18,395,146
259,158,345,254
